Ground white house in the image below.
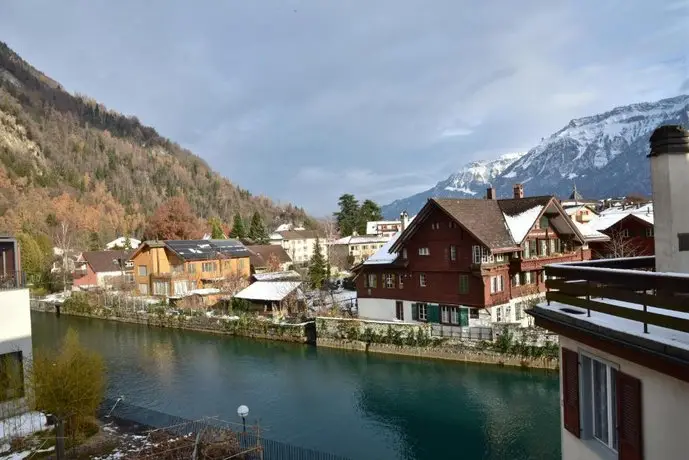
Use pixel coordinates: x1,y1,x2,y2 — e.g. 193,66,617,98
0,237,33,419
529,125,689,460
269,230,327,265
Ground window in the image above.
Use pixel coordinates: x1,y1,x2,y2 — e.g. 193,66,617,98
188,263,197,274
490,275,504,294
419,273,427,287
549,239,557,255
238,259,245,271
138,265,148,276
620,228,630,238
459,274,469,294
529,240,538,258
172,264,184,274
395,301,404,321
469,308,479,319
383,273,395,289
512,273,521,287
441,305,450,323
580,355,619,451
431,222,440,230
402,248,408,259
539,215,549,229
152,280,170,296
124,273,134,284
202,262,217,272
515,304,522,321
124,261,134,268
449,220,458,229
365,273,377,288
495,253,505,262
138,283,149,295
540,240,548,256
472,245,494,264
440,305,466,325
505,305,511,321
0,351,24,402
418,247,430,256
398,275,404,289
418,304,428,321
450,245,457,261
496,307,502,322
523,271,533,284
646,227,654,237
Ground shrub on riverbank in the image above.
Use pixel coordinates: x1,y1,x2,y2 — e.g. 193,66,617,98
29,328,106,441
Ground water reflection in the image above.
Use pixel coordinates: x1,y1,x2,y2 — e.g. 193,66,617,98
31,312,560,460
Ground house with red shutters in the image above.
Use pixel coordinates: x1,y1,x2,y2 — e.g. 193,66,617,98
528,126,689,460
355,183,595,328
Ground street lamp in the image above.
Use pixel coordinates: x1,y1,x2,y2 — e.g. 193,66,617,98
237,405,249,432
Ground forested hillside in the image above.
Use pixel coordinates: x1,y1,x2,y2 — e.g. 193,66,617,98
0,41,310,246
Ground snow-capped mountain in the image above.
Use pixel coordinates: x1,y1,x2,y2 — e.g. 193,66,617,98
381,94,689,219
381,152,525,219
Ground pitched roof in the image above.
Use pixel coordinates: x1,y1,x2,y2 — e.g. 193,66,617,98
392,195,584,253
246,244,292,268
273,229,322,240
234,281,302,302
252,270,302,282
333,234,390,245
81,250,134,273
569,184,585,201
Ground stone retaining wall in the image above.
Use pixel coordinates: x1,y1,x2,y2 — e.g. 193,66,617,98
316,338,558,370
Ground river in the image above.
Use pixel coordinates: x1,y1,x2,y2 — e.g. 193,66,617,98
31,311,561,460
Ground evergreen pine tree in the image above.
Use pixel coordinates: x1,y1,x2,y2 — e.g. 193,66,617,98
88,231,101,251
248,211,269,244
307,237,327,289
123,234,132,250
209,217,225,239
229,213,246,239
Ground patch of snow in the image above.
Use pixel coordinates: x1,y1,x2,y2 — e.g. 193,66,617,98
234,281,302,302
503,171,517,178
502,205,543,244
0,412,47,441
364,231,402,265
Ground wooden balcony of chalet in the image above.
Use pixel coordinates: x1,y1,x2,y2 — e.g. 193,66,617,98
539,256,689,340
511,250,586,273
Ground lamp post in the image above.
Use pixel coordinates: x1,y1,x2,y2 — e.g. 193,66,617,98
237,405,249,432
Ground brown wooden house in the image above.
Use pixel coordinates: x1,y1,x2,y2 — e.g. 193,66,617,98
355,184,591,327
589,206,655,259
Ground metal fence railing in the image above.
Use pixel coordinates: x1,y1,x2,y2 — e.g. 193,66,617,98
98,397,351,460
0,270,25,291
430,325,494,341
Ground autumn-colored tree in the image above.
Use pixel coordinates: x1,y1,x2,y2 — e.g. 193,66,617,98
143,196,198,240
266,252,283,272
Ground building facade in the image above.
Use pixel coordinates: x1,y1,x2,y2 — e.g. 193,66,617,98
0,237,32,419
269,230,327,266
529,125,689,460
331,234,391,266
356,185,592,327
72,250,134,290
589,208,655,259
130,239,251,298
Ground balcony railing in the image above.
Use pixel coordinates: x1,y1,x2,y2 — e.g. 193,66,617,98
543,256,689,336
0,271,26,291
513,251,583,272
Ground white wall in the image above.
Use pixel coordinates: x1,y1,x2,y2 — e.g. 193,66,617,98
0,289,33,418
560,336,689,460
490,294,543,327
358,297,489,327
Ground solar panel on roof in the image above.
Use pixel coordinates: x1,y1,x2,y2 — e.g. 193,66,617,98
163,239,250,260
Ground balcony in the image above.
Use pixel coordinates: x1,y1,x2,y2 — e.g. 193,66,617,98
0,271,25,291
537,256,689,341
511,251,582,272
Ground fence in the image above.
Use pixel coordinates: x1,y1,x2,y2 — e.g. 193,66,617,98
99,397,351,460
0,270,25,291
430,325,493,341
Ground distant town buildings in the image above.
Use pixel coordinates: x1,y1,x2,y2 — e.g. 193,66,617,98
269,229,327,266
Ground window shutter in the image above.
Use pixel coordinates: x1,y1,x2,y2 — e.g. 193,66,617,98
411,303,419,321
428,304,441,323
617,372,643,460
561,348,581,438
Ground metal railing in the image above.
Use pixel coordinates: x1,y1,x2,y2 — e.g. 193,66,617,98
544,255,689,335
98,397,352,460
430,325,493,341
0,271,25,291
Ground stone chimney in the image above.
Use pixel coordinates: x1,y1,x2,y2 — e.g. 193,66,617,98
400,211,410,232
486,187,496,200
513,183,524,199
648,125,689,273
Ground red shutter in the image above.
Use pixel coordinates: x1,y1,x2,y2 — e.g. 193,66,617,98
617,371,643,460
561,348,580,437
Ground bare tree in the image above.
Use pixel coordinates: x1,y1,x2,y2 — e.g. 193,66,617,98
215,271,249,296
602,230,643,258
53,221,73,292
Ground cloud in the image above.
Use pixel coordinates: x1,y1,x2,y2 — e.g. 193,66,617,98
2,0,687,215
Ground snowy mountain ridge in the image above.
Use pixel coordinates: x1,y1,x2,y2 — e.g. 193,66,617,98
381,94,689,219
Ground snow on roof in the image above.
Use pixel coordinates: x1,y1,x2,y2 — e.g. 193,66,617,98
252,270,302,281
502,205,543,245
364,231,402,265
234,281,302,301
105,236,141,249
572,221,610,242
539,297,689,352
333,234,390,245
589,204,654,231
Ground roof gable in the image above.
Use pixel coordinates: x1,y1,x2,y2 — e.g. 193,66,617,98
247,244,292,267
81,250,133,273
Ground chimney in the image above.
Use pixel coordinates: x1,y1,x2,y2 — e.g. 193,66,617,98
400,211,410,232
513,183,524,199
649,125,689,273
486,187,496,200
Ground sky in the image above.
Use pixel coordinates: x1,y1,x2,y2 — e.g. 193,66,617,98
2,1,689,216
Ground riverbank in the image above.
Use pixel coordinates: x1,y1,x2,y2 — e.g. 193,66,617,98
31,298,558,370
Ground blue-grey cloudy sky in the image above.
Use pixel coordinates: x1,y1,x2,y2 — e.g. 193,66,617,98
2,1,688,215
